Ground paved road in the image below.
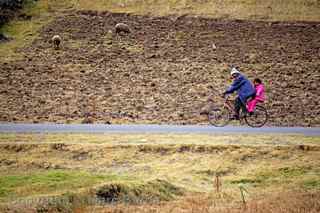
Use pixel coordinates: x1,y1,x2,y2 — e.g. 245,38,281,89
0,123,319,136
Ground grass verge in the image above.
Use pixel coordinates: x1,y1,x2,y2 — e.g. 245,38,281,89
0,133,319,146
0,170,127,202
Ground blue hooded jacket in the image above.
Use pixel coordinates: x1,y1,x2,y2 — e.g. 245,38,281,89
225,73,255,103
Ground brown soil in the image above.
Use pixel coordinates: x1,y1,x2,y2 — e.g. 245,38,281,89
0,11,319,126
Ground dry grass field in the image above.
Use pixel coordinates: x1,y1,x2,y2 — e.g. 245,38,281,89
40,0,320,21
0,133,319,212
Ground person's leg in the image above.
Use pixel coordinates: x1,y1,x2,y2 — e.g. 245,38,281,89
234,97,242,119
247,99,258,112
240,98,248,116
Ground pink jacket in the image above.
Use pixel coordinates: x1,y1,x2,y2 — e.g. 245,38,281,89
255,84,265,102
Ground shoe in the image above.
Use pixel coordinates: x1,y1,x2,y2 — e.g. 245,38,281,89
200,111,207,115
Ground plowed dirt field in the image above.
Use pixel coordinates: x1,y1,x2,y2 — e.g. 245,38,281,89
0,11,319,126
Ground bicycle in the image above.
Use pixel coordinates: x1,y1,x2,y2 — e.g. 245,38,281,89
207,96,268,128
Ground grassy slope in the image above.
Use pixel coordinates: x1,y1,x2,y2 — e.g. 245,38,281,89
0,0,54,61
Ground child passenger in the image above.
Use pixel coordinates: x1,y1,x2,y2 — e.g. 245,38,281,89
247,78,265,113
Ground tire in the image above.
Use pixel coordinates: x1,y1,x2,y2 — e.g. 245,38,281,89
208,106,230,127
244,105,268,128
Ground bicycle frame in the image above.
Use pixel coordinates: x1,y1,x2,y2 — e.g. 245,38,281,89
223,97,234,112
223,97,247,120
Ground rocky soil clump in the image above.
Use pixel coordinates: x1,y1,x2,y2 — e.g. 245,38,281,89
0,11,319,126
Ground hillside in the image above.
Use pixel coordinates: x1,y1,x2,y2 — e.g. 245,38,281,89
0,1,319,126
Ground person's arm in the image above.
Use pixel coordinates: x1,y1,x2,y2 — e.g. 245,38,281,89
255,84,264,97
225,76,245,95
256,86,262,97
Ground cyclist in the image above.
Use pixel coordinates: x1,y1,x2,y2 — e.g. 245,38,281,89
222,67,256,120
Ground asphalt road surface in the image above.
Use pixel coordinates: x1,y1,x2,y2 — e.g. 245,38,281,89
0,124,319,136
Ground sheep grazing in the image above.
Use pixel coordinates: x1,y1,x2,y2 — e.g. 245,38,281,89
115,23,131,34
51,35,61,50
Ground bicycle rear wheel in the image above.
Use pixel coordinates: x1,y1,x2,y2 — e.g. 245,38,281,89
245,105,268,128
208,106,230,127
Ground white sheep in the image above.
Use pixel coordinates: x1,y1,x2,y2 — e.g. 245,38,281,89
51,35,61,50
115,23,131,34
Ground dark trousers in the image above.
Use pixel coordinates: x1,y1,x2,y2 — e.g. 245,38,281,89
234,97,248,118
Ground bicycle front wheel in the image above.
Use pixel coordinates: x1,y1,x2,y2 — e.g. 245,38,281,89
245,105,268,128
208,106,230,127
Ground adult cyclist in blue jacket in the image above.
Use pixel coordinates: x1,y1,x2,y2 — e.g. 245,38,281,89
223,67,256,120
